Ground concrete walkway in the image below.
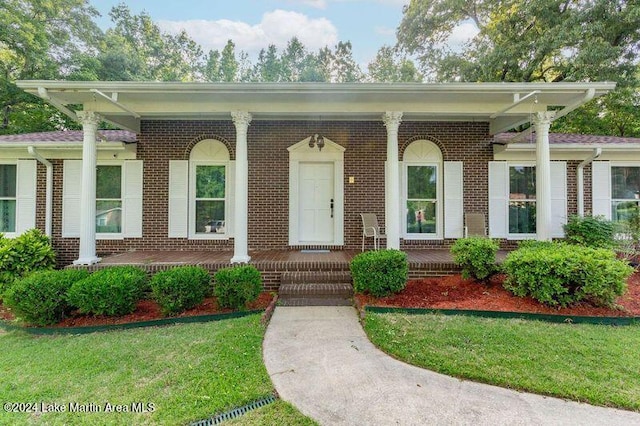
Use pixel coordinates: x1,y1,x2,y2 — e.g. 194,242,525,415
263,306,640,426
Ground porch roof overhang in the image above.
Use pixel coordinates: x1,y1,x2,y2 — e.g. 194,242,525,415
16,81,616,134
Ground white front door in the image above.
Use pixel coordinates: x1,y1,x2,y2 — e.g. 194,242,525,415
299,162,334,243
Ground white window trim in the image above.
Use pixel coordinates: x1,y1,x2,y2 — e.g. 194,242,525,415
609,162,640,222
507,162,537,240
0,161,17,237
188,161,229,240
402,162,443,240
96,160,124,240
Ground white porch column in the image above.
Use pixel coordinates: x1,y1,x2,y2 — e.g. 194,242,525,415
74,111,101,265
231,111,252,263
533,111,555,241
383,111,403,249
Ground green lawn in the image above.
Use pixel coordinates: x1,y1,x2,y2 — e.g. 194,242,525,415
0,315,311,425
364,312,640,411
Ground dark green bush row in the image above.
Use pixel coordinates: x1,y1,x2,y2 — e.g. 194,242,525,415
503,242,632,307
3,269,89,326
0,229,56,297
563,215,617,249
351,249,408,297
214,265,262,309
450,237,499,281
151,266,211,315
67,266,148,316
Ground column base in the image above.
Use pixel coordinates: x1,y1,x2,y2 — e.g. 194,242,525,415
73,256,101,266
231,254,251,264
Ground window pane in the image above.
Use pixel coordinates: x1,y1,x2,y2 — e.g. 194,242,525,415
0,200,16,232
407,166,436,199
612,167,640,199
196,166,225,199
0,165,17,198
509,166,536,200
509,201,536,233
196,200,225,234
406,201,436,234
612,200,639,222
96,166,122,199
96,200,122,233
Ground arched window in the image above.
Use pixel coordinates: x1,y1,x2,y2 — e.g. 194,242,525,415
402,140,443,239
189,140,231,238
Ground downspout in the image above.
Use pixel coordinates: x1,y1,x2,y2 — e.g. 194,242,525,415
577,147,602,217
27,146,53,238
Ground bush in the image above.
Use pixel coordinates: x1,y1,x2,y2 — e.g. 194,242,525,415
4,269,89,326
564,215,616,249
0,229,56,297
214,265,262,309
150,266,211,315
67,266,147,316
450,237,499,281
503,242,632,307
351,249,408,297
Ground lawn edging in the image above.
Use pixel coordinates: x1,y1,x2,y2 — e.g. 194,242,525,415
364,306,640,326
0,309,264,335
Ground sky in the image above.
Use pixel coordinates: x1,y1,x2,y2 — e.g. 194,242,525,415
90,0,472,67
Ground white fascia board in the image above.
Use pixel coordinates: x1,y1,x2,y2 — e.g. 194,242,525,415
494,143,640,161
0,141,129,150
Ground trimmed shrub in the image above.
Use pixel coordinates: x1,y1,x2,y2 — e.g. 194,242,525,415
450,237,499,281
4,269,89,326
214,265,262,309
67,266,147,316
151,266,211,315
564,215,616,249
0,229,56,297
351,249,408,297
503,242,632,307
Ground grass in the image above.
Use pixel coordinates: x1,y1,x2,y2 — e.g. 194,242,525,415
364,312,640,411
227,400,318,425
0,315,311,425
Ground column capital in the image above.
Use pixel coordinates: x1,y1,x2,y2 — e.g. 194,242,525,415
76,111,101,126
532,111,556,127
382,111,403,129
231,111,252,129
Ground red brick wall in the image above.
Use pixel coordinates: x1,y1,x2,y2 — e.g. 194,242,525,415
46,119,552,265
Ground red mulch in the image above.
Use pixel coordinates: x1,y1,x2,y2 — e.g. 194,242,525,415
0,292,273,328
356,272,640,317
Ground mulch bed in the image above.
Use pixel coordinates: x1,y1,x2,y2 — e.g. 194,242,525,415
0,292,274,328
356,273,640,317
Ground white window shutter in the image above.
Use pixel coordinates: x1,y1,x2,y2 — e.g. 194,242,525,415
488,161,508,238
227,161,235,237
592,161,611,219
62,160,82,237
123,160,143,238
444,161,464,238
15,160,37,234
168,160,189,238
550,161,567,237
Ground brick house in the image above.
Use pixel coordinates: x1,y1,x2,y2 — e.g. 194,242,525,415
3,81,632,267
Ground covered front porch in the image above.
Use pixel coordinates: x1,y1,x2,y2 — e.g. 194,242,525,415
71,249,508,291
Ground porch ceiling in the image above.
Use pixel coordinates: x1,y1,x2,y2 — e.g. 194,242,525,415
16,81,615,134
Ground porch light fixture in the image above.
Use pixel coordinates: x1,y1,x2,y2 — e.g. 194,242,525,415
309,134,325,151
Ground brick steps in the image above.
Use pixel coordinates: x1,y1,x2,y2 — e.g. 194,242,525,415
278,272,353,307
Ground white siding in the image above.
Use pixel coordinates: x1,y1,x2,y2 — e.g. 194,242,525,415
444,161,463,238
592,161,611,219
168,160,189,238
123,160,143,238
488,161,508,238
550,161,568,237
62,160,82,237
15,160,37,234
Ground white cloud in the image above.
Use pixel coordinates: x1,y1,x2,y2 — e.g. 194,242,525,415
445,21,479,51
159,10,338,56
374,26,395,37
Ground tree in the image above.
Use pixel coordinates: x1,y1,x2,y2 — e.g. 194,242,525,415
396,0,640,135
280,37,306,82
219,40,239,82
332,41,362,83
0,0,100,133
253,45,281,82
367,45,422,82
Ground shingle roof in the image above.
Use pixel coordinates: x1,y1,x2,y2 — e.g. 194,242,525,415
495,132,640,145
0,130,137,143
